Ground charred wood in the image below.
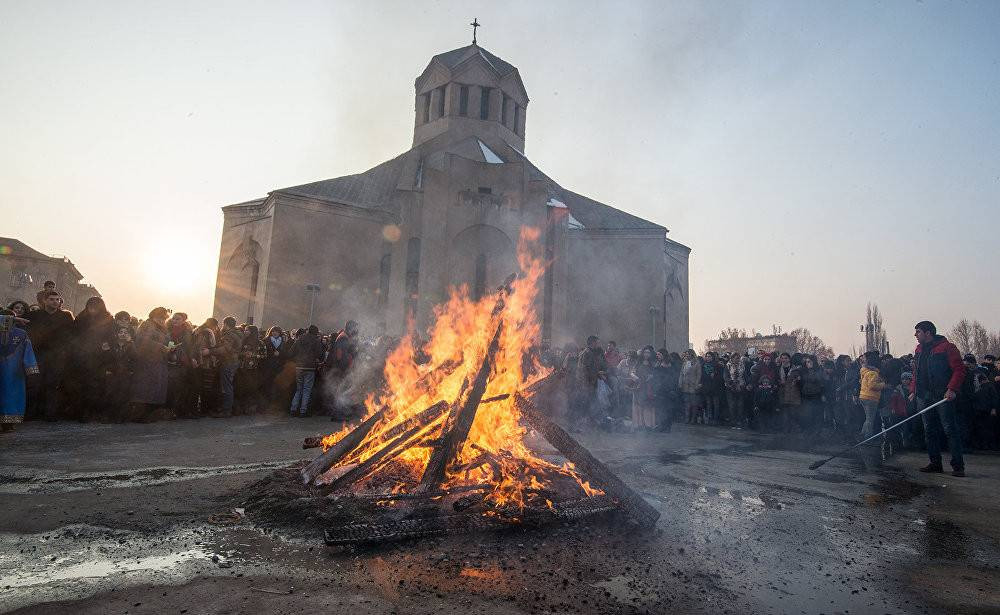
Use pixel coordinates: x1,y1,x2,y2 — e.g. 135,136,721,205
513,392,661,528
418,321,504,491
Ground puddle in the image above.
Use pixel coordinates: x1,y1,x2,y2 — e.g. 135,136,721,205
0,524,225,612
0,548,207,589
0,460,299,494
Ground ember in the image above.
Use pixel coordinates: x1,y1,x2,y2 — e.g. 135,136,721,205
299,228,659,544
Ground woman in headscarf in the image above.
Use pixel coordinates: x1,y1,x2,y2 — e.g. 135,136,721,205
631,345,657,430
0,309,39,432
70,297,114,421
129,307,175,420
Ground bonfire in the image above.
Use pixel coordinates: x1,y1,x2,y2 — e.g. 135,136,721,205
299,228,659,545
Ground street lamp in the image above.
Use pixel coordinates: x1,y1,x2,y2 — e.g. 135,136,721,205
305,283,321,325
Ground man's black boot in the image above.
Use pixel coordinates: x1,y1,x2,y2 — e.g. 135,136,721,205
919,463,944,473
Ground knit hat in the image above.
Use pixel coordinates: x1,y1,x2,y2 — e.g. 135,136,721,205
901,371,913,381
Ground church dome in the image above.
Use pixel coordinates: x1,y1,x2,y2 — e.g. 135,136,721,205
412,43,529,151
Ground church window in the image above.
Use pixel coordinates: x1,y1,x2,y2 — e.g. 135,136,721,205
478,187,492,194
378,253,391,308
422,93,431,123
405,237,421,323
513,104,521,135
473,253,487,301
436,86,446,117
480,87,491,120
459,85,469,116
501,93,508,125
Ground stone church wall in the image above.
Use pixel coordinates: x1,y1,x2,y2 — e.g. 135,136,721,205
560,231,673,352
258,197,391,334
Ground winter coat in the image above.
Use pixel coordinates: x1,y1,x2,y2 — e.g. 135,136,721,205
725,359,747,391
24,308,74,360
859,366,885,402
324,331,357,375
291,332,325,370
911,335,966,399
700,359,725,394
576,347,608,390
678,359,702,394
190,327,218,370
750,361,777,391
777,365,802,406
130,319,171,405
216,327,244,367
799,367,826,400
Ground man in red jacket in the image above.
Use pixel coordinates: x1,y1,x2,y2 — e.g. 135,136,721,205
909,320,966,476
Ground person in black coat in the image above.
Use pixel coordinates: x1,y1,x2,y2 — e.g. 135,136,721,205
69,297,114,422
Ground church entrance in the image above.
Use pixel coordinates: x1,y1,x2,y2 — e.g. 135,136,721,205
448,225,515,300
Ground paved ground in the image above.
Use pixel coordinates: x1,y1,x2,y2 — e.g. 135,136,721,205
2,415,1000,614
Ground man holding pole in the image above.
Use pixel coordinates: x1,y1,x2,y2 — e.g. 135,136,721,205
910,320,967,477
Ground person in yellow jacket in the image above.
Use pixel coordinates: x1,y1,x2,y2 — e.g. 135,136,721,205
859,350,886,438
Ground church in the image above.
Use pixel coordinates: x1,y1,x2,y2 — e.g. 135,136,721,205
213,37,690,351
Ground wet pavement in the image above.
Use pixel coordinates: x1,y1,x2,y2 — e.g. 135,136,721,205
2,415,1000,614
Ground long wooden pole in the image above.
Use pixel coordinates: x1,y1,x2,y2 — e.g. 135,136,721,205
514,392,661,528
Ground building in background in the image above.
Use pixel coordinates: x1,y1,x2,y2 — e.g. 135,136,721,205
214,41,690,350
705,334,797,357
0,237,100,314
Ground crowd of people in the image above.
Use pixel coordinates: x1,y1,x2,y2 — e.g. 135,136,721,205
2,285,996,478
1,285,371,430
547,322,997,475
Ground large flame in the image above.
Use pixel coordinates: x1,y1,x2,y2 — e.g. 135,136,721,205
320,227,600,511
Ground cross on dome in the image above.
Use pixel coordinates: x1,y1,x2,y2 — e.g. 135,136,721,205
470,18,480,45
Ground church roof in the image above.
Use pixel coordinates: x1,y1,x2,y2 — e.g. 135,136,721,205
499,144,667,232
553,187,666,232
274,152,410,212
431,44,517,76
268,135,667,234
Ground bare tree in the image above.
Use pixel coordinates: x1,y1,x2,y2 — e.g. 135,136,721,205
864,303,889,354
789,327,834,361
949,318,1000,357
950,318,974,355
717,327,750,341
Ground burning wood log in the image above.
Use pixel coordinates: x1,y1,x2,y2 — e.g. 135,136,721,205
417,320,504,491
513,392,661,529
301,400,449,485
322,400,449,492
300,409,387,485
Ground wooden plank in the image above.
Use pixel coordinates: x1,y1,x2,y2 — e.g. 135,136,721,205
513,392,661,528
301,400,448,485
300,408,386,485
320,400,448,492
417,321,504,491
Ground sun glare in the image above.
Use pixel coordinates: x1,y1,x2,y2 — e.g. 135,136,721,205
143,238,211,295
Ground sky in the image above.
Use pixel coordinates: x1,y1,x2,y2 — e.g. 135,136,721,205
2,0,998,355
